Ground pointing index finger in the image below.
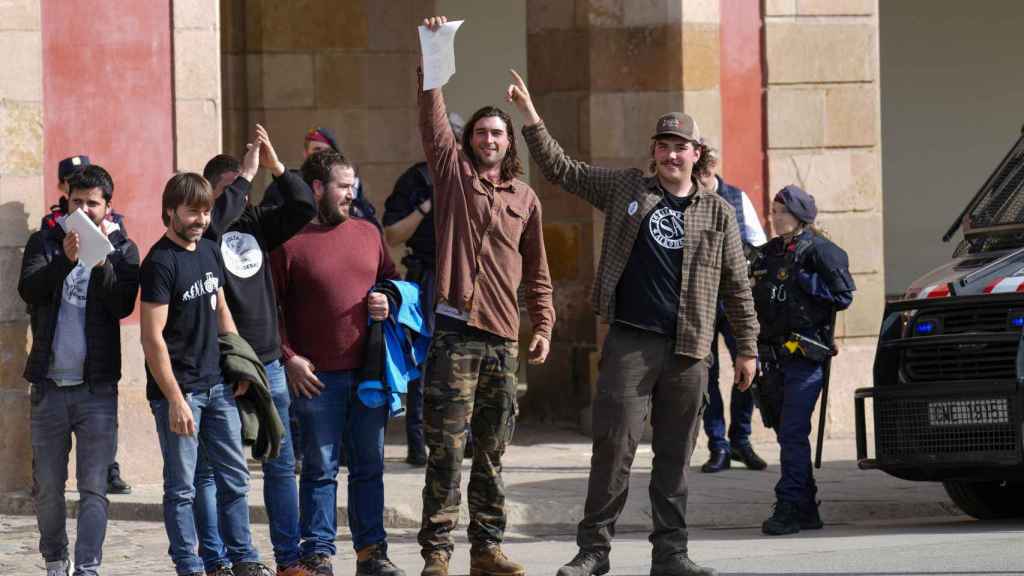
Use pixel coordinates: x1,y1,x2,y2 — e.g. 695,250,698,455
509,68,525,88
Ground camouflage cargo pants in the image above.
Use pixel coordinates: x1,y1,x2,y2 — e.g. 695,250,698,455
417,330,519,555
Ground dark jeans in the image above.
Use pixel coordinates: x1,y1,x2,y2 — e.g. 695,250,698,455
405,263,435,460
577,324,708,561
31,382,117,576
701,315,754,452
294,370,388,556
774,356,824,510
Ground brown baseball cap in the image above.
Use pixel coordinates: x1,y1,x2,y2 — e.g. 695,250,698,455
651,112,700,142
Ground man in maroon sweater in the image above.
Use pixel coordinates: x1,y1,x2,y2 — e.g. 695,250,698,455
271,150,403,576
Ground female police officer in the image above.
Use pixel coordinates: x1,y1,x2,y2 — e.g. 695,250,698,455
750,185,856,535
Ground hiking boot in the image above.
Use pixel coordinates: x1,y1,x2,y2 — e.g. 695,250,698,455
650,553,717,576
762,500,801,536
729,444,767,471
234,562,275,576
301,554,334,576
357,543,405,576
277,562,316,576
207,564,234,576
107,469,132,495
45,559,70,576
700,450,730,473
556,549,610,576
470,545,525,576
421,550,449,576
800,501,824,530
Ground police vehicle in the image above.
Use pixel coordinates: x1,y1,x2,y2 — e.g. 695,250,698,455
856,128,1024,519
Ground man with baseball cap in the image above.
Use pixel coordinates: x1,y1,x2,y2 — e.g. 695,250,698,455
509,71,758,576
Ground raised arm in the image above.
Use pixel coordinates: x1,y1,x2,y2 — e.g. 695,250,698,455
507,69,619,212
207,136,260,241
250,124,317,251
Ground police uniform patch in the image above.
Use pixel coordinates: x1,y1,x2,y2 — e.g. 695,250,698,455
777,268,789,280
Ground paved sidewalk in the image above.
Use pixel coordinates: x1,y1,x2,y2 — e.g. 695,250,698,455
0,423,962,533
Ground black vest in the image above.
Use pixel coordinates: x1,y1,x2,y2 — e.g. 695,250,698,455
750,233,831,340
716,176,747,242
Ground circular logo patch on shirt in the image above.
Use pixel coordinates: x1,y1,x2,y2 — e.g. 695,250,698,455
221,231,263,279
649,207,685,250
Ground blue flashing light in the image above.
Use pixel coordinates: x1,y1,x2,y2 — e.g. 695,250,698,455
1012,315,1024,328
915,321,936,335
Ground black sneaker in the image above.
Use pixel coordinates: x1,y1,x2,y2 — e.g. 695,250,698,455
762,500,801,535
234,562,275,576
207,564,234,576
800,501,824,530
650,553,717,576
357,544,405,576
302,554,334,576
556,549,610,576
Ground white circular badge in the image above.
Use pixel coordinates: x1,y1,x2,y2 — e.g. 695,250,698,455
221,231,263,279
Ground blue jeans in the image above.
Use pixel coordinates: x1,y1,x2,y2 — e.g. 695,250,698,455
195,360,300,570
774,356,824,509
702,314,755,452
31,382,117,576
151,382,259,575
294,370,387,556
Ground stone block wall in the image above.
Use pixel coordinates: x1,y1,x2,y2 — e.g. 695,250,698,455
765,0,883,439
0,0,42,492
221,0,436,215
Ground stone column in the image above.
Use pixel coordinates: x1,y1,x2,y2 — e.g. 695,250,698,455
523,0,722,427
0,0,43,492
174,0,223,172
765,0,884,438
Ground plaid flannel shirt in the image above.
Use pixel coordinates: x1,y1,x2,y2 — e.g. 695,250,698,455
523,121,759,359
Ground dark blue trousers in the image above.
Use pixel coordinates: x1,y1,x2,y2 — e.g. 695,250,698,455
702,315,755,452
774,356,824,511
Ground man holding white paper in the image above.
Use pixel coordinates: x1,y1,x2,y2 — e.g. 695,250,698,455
19,164,140,576
416,15,555,576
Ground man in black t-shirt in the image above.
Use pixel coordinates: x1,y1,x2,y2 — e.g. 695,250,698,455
192,126,316,575
140,172,273,576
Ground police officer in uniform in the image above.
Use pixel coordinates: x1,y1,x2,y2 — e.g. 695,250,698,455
750,185,855,535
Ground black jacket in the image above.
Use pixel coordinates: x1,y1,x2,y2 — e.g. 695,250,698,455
205,172,317,363
19,223,140,388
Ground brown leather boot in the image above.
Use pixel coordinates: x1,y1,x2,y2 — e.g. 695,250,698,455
470,545,525,576
421,550,449,576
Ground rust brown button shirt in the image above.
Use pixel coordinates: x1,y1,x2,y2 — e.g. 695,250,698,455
523,121,758,359
418,82,554,342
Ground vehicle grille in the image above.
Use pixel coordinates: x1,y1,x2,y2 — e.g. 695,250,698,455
939,307,1010,334
902,341,1017,382
876,397,1018,458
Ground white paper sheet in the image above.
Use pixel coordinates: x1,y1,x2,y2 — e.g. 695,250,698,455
418,20,464,91
60,209,114,268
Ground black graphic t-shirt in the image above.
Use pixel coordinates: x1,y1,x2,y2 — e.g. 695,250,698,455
614,191,693,336
141,236,225,400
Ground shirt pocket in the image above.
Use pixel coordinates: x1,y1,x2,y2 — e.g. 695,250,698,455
696,229,724,269
502,203,527,242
